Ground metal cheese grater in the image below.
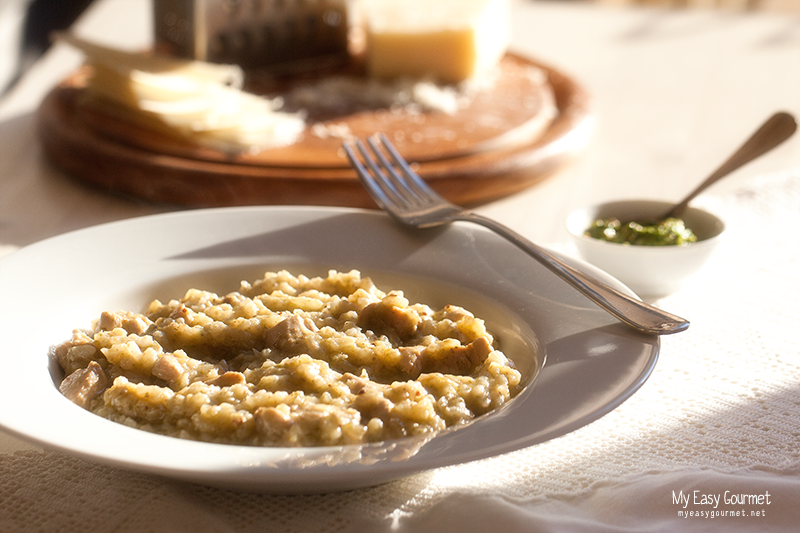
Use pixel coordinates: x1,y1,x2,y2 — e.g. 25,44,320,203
153,0,350,69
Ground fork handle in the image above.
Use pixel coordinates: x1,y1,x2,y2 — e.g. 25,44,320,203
458,212,690,335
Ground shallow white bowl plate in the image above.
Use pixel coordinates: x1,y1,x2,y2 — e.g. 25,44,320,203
0,207,658,493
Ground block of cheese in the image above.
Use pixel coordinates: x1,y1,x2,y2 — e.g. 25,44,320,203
361,0,511,84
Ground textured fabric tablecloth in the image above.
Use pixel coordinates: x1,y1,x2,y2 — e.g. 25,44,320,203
2,167,799,532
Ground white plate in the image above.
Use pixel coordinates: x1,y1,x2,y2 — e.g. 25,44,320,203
0,206,659,493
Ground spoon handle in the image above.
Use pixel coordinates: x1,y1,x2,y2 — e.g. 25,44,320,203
664,111,797,220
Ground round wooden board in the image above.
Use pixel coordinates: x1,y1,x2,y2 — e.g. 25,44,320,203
37,54,592,208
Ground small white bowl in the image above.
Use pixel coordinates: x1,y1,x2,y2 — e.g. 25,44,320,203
566,200,725,297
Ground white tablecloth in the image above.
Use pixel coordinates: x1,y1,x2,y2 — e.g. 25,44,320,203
1,1,799,531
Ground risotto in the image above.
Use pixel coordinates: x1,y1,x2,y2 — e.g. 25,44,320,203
55,269,522,447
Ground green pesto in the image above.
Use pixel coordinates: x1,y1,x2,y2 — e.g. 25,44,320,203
585,217,697,246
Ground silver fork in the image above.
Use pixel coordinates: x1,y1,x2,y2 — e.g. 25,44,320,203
343,134,690,335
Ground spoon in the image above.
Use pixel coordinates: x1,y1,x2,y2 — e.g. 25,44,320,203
660,111,797,220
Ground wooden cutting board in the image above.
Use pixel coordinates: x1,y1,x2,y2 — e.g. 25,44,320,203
37,54,592,208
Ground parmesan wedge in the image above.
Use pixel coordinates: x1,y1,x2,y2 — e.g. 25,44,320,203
361,0,512,84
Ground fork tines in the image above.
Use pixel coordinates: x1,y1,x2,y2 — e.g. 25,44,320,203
344,134,427,209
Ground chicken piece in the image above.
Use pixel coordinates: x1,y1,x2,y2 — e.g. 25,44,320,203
395,337,491,378
343,372,392,420
397,345,425,377
55,333,100,376
254,404,294,438
264,315,318,352
97,311,151,334
151,354,184,383
353,387,394,421
358,296,420,340
59,361,108,408
420,336,493,375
